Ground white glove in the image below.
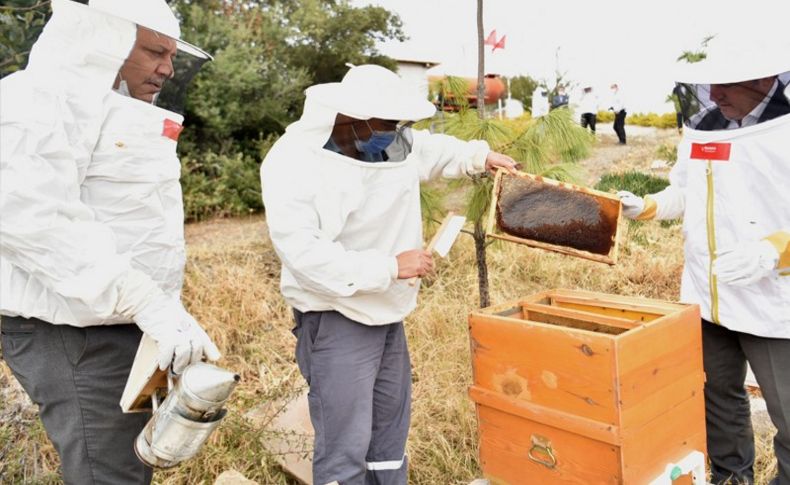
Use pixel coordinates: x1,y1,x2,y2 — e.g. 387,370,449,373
134,292,221,374
713,240,780,286
617,191,645,219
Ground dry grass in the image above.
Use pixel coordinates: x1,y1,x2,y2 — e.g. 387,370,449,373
168,209,691,485
0,132,778,484
0,366,60,484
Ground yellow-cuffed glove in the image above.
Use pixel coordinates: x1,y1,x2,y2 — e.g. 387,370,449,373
764,231,790,271
617,191,657,220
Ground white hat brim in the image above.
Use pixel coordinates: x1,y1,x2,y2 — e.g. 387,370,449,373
307,82,436,121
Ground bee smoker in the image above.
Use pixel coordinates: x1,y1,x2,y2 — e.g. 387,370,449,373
134,362,240,468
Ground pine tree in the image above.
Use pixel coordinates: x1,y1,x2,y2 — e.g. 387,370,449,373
424,85,593,307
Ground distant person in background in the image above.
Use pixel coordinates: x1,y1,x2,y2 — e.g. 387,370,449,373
551,85,569,110
578,86,598,133
609,83,627,144
531,85,550,117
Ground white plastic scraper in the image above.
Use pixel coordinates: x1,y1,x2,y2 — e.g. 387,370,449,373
432,213,466,257
408,212,466,286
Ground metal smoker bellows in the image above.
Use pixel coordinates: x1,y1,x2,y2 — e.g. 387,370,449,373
134,362,240,468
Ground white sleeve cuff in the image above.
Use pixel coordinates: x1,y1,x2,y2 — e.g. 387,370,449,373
389,256,400,280
115,269,165,319
469,142,491,174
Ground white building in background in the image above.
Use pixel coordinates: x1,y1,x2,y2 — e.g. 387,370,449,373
394,58,439,99
504,98,524,119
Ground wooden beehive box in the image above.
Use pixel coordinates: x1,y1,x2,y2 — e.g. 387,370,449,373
468,289,706,485
487,170,622,265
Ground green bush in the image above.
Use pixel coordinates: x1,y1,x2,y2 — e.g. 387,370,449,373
595,170,669,197
170,0,407,220
596,110,615,123
181,151,264,222
627,112,677,129
0,1,50,78
595,111,677,129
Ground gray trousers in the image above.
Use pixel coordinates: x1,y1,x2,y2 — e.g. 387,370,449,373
703,320,790,485
293,310,411,485
0,316,152,485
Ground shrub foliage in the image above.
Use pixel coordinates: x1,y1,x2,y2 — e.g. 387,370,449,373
596,110,677,129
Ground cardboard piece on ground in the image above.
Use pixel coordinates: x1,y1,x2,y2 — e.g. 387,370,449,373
247,389,314,485
120,334,168,413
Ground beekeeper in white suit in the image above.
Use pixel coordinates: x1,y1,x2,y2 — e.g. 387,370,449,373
618,32,790,485
0,0,219,483
262,64,517,485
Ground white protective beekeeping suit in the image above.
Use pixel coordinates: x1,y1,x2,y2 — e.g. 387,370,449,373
619,32,790,337
262,65,491,325
0,0,219,371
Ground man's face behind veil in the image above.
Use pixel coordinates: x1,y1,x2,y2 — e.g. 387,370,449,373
117,27,178,103
709,77,775,122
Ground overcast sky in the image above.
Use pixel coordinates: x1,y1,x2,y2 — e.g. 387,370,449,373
351,0,787,113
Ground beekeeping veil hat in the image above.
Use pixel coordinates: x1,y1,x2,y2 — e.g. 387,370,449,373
89,0,212,114
674,28,790,132
306,64,437,122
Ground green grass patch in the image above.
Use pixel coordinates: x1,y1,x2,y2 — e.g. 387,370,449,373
596,171,679,229
595,170,669,197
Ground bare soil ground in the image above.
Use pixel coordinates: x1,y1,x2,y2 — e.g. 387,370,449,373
578,123,681,185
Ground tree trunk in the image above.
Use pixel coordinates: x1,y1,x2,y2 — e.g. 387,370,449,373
474,0,490,307
476,0,485,118
474,217,490,308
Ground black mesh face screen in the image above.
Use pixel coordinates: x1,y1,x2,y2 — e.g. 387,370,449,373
676,73,790,131
154,47,209,114
116,29,210,114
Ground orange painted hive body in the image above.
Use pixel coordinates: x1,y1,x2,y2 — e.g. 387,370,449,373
468,289,706,484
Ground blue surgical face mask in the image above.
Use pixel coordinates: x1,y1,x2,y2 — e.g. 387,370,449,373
352,121,398,155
